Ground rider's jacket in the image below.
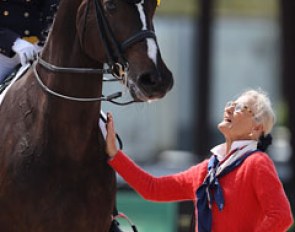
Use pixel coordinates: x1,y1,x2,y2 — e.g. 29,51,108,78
0,0,58,57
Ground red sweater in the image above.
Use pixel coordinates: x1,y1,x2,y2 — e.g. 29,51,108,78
109,150,293,232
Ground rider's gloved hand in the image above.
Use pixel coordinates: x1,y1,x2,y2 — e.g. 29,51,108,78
12,38,38,66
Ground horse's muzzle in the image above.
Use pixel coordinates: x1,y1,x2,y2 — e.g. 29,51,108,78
130,68,173,102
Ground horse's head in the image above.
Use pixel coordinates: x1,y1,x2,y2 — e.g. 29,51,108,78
77,0,173,102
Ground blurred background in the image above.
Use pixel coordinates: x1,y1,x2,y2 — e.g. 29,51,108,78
102,0,295,231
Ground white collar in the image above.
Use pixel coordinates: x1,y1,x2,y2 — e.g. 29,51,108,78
211,140,258,161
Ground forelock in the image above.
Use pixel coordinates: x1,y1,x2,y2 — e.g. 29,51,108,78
123,0,142,4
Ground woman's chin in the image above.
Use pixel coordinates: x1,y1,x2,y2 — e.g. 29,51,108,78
218,122,230,135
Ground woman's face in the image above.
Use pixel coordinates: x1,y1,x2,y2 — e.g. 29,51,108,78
218,95,263,142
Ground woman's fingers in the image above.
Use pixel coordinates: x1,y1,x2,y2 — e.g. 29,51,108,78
106,112,118,157
106,112,114,131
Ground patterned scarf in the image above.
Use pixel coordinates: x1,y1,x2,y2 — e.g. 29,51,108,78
196,142,258,232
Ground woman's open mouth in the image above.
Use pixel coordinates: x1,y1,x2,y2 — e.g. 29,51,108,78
224,117,232,123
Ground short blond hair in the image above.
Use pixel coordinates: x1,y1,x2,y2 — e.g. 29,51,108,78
240,89,276,135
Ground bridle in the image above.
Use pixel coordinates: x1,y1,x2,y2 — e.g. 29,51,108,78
33,0,157,105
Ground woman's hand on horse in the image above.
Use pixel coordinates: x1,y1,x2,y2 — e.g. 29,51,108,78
106,112,119,158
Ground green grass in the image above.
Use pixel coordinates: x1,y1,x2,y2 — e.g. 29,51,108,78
216,0,278,17
288,221,294,232
157,0,278,17
157,0,197,16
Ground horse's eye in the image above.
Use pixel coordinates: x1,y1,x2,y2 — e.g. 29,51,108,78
104,1,117,13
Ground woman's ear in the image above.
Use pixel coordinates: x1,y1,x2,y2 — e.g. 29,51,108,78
252,123,264,139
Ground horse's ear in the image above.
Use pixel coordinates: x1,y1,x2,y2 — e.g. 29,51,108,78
76,0,89,46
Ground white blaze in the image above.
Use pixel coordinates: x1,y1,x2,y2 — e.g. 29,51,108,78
136,1,158,65
147,38,157,64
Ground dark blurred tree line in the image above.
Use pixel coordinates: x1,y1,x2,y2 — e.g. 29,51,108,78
280,0,295,214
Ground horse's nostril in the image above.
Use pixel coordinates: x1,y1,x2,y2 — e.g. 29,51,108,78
134,69,173,100
138,72,158,87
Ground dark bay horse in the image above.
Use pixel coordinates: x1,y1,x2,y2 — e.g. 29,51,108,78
0,0,173,231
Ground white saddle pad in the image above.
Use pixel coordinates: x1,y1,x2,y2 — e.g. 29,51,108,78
0,64,30,106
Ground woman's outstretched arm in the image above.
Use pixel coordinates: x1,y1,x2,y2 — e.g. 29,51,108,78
105,112,207,202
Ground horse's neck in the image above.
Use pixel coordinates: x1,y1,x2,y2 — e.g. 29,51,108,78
42,0,96,66
35,0,104,143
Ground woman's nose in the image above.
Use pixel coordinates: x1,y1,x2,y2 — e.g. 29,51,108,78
225,105,234,114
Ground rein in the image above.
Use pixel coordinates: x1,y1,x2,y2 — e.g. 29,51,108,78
34,59,137,105
33,61,123,102
34,0,157,105
37,56,126,83
37,56,112,75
